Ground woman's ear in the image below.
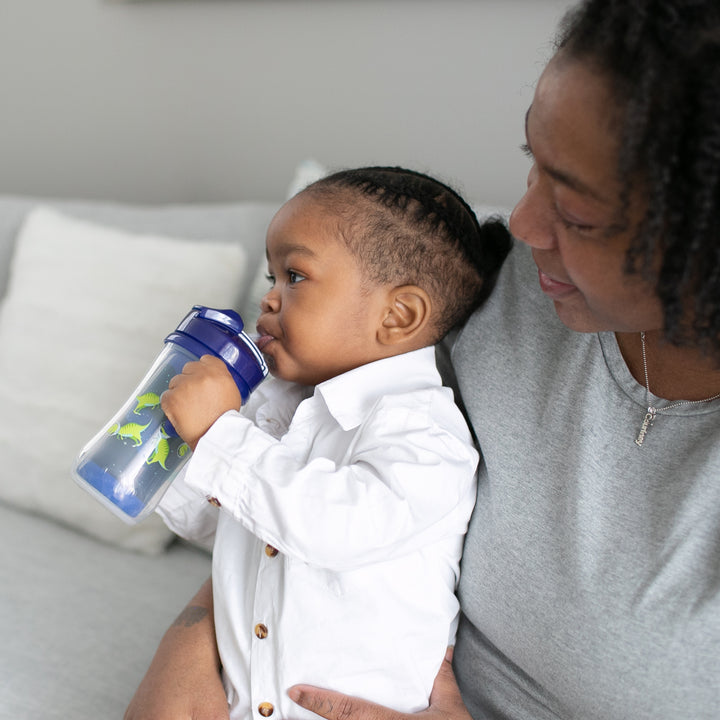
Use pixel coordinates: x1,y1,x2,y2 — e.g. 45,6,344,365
377,285,432,346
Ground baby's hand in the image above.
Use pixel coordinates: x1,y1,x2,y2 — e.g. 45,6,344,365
161,355,242,451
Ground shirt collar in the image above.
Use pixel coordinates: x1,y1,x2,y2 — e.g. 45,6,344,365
314,346,442,431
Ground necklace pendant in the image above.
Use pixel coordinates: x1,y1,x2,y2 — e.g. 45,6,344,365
635,407,656,447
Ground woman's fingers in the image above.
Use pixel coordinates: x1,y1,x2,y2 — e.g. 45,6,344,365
287,647,472,720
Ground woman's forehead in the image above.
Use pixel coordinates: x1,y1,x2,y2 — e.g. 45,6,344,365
527,56,622,206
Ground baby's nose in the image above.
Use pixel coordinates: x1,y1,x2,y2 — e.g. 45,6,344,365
260,289,279,313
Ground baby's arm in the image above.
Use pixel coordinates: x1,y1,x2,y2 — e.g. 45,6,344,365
183,392,478,570
161,355,242,451
155,465,220,550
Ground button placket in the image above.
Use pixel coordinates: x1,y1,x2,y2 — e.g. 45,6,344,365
250,539,281,717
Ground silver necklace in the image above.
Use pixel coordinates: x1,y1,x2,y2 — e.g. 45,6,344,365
635,331,720,447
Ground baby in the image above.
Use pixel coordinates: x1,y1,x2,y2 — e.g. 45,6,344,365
157,166,511,719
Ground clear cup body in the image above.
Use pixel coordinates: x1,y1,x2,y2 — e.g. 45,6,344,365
73,343,198,524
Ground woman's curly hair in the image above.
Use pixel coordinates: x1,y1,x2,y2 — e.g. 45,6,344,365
557,0,720,357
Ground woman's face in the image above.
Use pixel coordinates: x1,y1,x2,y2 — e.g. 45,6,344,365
509,54,664,334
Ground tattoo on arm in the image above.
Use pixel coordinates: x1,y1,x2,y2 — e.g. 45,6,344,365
172,605,208,628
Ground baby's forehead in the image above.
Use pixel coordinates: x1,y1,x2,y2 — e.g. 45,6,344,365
296,184,369,217
294,188,381,239
265,198,365,262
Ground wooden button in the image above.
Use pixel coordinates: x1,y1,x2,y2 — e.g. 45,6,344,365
264,544,278,557
254,623,268,639
207,497,222,507
258,702,274,717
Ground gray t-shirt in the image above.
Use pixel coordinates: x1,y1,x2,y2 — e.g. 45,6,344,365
451,242,720,719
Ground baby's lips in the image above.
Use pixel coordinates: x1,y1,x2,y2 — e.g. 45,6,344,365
254,334,274,352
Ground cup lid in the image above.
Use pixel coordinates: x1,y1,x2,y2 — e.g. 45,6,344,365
164,306,268,400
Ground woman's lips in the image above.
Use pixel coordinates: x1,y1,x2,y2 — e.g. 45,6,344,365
537,268,577,299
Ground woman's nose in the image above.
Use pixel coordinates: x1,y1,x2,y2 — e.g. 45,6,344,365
509,165,556,250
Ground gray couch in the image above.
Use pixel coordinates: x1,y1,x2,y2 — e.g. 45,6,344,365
0,195,281,719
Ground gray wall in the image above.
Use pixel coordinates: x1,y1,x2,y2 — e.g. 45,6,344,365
0,0,574,207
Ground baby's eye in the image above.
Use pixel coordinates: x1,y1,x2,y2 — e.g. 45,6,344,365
288,270,306,284
265,273,275,287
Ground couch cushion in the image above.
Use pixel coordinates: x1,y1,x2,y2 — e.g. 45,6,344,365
0,501,211,719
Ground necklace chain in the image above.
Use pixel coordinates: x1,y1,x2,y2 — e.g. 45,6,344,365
635,331,720,447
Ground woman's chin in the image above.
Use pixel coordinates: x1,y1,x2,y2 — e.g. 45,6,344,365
552,300,606,334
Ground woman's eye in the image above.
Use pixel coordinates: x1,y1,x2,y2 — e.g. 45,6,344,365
555,203,596,234
520,142,533,159
559,215,595,233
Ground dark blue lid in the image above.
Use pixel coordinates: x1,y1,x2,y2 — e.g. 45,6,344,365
164,306,268,401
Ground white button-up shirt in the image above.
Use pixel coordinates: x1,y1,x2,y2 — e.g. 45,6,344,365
158,347,478,720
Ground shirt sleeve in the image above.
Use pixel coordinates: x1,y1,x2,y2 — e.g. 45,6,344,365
182,392,478,571
155,466,219,551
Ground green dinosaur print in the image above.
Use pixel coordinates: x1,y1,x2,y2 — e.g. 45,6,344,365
146,437,170,470
107,421,151,447
133,392,161,415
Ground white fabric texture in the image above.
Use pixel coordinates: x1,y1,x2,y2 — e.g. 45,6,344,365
0,207,248,553
158,347,478,718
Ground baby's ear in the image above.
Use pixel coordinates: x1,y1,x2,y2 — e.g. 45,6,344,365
377,286,432,346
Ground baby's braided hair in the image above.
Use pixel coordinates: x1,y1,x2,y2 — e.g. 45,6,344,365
557,0,720,357
303,166,512,342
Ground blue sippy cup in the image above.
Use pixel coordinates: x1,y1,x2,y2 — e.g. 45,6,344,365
73,306,268,524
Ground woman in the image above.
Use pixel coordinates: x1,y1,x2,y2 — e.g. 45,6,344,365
126,0,720,718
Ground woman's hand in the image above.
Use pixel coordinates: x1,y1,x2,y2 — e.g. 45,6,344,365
161,355,242,451
287,648,472,720
124,578,229,720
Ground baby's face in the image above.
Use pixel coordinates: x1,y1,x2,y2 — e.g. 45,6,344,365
255,192,390,386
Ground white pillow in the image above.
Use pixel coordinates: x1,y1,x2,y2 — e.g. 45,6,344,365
0,207,248,553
